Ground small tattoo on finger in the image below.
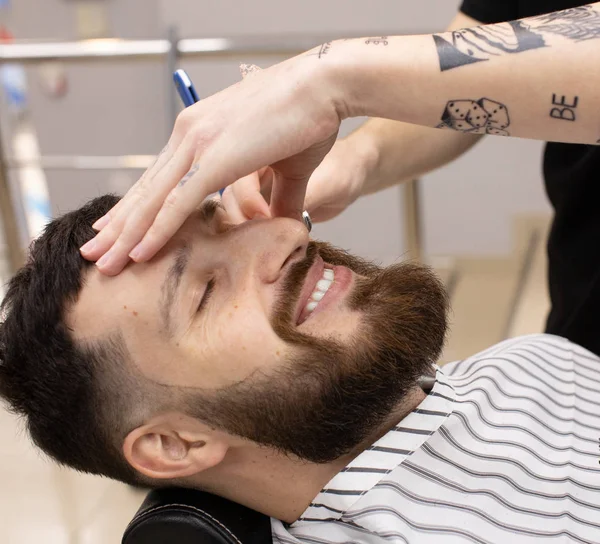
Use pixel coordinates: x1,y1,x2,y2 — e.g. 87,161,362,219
179,164,200,187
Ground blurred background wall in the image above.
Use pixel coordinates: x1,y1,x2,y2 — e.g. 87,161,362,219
0,0,550,267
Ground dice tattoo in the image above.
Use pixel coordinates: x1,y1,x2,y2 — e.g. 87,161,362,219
438,98,510,136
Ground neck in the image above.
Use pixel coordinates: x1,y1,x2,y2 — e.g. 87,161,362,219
195,386,426,523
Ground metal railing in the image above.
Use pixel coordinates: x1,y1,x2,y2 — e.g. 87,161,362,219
0,36,328,62
0,34,422,275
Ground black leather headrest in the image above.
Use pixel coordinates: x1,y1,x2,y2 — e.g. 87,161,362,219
122,488,273,544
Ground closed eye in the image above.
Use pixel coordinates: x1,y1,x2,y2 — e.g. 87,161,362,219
197,278,216,313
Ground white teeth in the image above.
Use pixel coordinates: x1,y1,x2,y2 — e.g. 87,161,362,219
303,268,335,317
306,301,318,312
311,290,325,301
316,279,332,292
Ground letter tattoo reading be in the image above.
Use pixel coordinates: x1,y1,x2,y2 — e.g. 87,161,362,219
550,94,579,122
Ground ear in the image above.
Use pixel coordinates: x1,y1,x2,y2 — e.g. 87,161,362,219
122,412,228,481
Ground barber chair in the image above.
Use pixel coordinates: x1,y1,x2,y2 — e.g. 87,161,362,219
122,488,273,544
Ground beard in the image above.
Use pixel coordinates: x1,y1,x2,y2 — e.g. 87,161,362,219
191,241,449,463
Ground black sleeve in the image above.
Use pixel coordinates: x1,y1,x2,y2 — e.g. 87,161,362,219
459,0,519,24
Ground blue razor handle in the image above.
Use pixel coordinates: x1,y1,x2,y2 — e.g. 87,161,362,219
173,69,200,108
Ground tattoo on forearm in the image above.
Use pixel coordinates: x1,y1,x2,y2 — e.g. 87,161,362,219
306,41,333,58
433,5,600,72
365,36,388,46
178,164,199,187
529,6,600,41
437,98,510,136
318,41,332,58
550,93,579,121
433,21,545,71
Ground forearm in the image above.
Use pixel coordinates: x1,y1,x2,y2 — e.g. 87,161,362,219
323,4,600,145
345,118,481,195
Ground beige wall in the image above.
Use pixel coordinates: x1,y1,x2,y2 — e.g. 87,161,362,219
2,0,551,263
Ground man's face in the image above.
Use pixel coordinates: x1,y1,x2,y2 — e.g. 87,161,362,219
71,201,448,463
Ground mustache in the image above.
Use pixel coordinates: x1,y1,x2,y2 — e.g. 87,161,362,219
269,240,382,333
271,242,319,330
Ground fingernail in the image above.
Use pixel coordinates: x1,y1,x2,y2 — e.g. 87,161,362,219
129,244,143,261
80,239,96,254
92,215,109,231
96,250,112,268
252,212,269,220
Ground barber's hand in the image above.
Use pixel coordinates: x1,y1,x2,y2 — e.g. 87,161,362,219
223,138,368,224
80,55,342,275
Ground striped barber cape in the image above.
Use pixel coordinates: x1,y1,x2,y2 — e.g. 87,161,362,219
271,334,600,543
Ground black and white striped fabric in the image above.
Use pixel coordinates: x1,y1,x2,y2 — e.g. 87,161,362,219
272,334,600,543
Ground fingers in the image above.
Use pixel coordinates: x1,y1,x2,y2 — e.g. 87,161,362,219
117,64,267,261
258,166,274,203
218,65,270,223
221,171,267,224
90,140,176,232
81,142,196,275
220,185,247,224
81,56,343,276
125,160,224,265
230,171,271,220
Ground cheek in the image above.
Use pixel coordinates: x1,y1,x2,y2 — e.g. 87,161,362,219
188,309,289,389
228,310,287,362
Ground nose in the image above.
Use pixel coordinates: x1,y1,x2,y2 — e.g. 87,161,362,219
218,217,309,284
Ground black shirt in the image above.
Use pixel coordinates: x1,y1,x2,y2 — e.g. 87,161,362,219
460,0,586,23
459,0,600,355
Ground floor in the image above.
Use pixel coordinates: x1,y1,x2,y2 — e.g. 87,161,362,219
0,216,552,543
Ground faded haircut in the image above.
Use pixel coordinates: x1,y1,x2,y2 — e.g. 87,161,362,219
0,195,164,487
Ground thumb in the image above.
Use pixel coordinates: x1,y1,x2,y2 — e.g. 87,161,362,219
269,171,308,222
269,132,338,221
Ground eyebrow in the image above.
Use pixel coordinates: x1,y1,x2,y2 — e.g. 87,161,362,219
159,199,224,336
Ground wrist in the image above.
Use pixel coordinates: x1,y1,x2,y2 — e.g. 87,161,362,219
302,40,356,123
321,38,395,120
322,35,433,122
303,37,401,121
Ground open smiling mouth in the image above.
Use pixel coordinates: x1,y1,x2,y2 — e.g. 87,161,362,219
296,266,335,326
294,257,353,326
304,268,335,316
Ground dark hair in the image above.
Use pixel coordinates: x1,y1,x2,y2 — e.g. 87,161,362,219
0,195,151,486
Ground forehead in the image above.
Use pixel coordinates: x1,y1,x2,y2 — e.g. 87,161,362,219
68,201,220,343
68,243,175,348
